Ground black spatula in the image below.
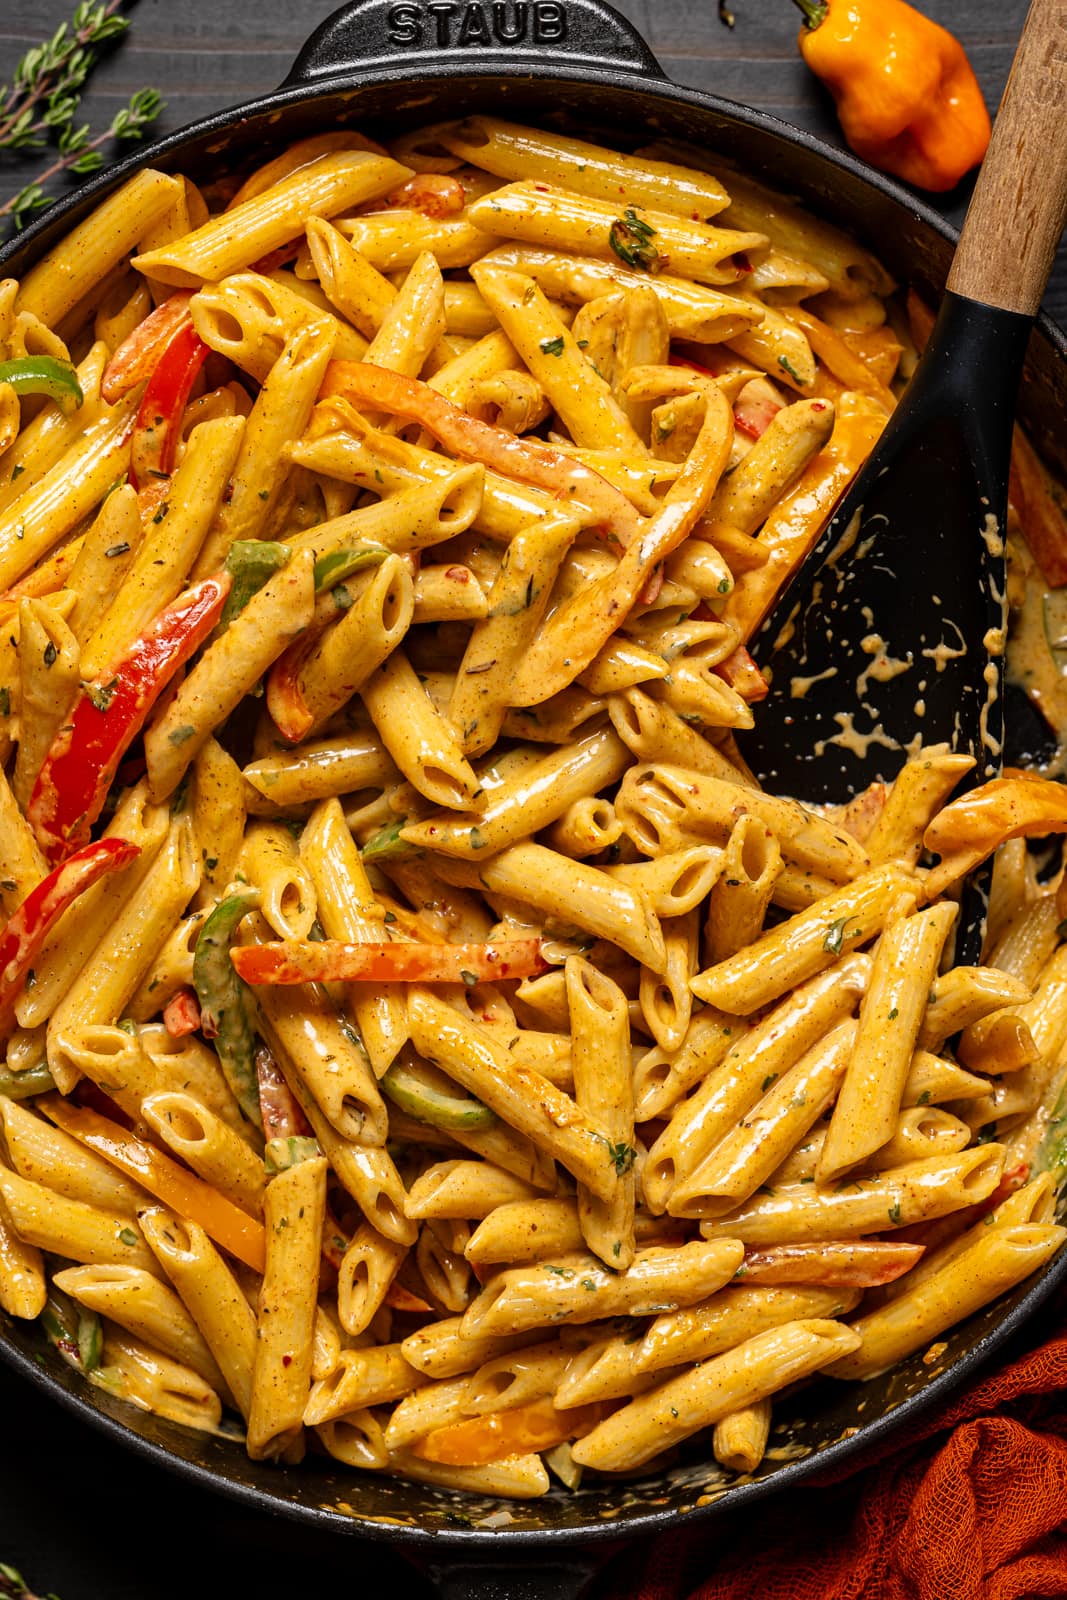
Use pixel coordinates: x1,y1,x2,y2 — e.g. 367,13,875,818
741,0,1067,807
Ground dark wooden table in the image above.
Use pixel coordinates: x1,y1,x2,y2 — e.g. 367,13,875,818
0,2,1057,1596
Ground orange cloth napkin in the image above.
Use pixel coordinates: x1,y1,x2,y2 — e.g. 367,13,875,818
596,1321,1067,1600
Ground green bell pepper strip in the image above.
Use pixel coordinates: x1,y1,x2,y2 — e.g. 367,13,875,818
380,1056,497,1132
193,887,263,1128
0,1063,55,1100
217,541,291,632
312,544,390,591
40,1289,102,1373
264,1134,323,1175
0,355,83,415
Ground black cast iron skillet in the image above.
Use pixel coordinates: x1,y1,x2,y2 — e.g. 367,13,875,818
2,3,1067,1595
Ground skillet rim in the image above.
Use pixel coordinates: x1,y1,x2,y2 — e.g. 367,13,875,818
2,38,1066,1557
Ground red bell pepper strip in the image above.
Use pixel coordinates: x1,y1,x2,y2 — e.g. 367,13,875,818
162,988,201,1037
714,644,770,703
265,633,318,744
232,937,549,987
101,292,194,403
0,837,140,1032
129,318,211,491
738,1240,924,1288
670,354,781,440
27,572,231,863
255,1044,314,1142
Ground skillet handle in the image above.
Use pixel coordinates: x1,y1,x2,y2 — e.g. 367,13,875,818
947,0,1067,315
413,1549,608,1600
283,0,665,86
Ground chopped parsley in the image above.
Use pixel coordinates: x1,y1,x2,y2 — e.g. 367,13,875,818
118,1227,139,1247
887,1201,903,1225
167,724,196,746
604,1138,636,1176
105,541,130,558
778,353,806,385
539,335,565,357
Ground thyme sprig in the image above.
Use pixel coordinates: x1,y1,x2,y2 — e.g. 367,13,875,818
0,1563,60,1600
0,3,163,236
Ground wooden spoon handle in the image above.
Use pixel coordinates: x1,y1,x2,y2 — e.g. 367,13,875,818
948,0,1067,316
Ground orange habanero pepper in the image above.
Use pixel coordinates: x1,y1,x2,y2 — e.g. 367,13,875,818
793,0,991,192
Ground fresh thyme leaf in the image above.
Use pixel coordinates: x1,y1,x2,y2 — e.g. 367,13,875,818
1,5,163,239
608,206,660,271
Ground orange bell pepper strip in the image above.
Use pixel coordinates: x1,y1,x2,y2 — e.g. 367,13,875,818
414,1397,606,1467
923,774,1067,897
320,361,642,546
1008,424,1067,589
26,572,230,863
792,0,991,193
714,645,769,704
39,1095,266,1273
232,937,549,987
0,837,140,1033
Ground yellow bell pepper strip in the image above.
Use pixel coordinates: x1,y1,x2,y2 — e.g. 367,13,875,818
0,355,84,416
414,1397,606,1467
792,0,991,193
192,887,262,1129
26,572,230,864
39,1094,266,1273
231,937,549,987
0,837,141,1032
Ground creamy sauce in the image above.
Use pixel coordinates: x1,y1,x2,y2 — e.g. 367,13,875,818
789,666,838,699
813,711,903,760
920,621,967,674
855,632,911,700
